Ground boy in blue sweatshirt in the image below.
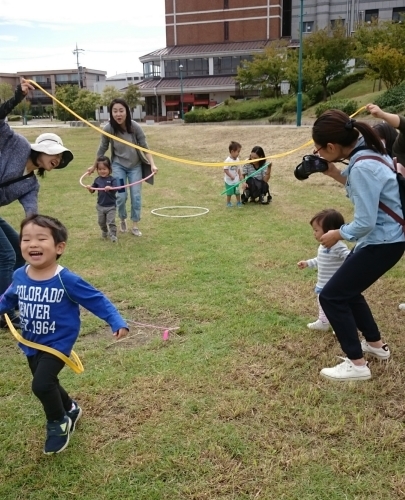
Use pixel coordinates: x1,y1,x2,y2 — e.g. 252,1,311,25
0,214,128,455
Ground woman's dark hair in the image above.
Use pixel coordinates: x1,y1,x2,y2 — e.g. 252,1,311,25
109,98,132,134
30,151,45,178
96,155,112,173
250,146,266,168
310,209,345,232
20,214,68,260
312,109,386,156
373,122,398,158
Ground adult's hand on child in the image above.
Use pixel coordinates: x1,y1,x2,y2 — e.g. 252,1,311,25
297,261,308,269
86,166,96,175
320,229,341,249
114,328,129,340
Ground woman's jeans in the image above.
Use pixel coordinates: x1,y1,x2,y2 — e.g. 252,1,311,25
319,242,405,360
112,162,142,222
0,217,25,317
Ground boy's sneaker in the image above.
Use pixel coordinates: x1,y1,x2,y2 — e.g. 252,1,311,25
226,202,233,207
120,219,127,233
67,401,83,433
307,319,330,331
110,235,118,243
0,314,20,329
236,202,243,208
320,357,371,381
101,231,108,239
361,340,390,360
44,415,72,455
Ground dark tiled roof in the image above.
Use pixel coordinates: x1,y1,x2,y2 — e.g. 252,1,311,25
138,76,237,91
140,40,270,60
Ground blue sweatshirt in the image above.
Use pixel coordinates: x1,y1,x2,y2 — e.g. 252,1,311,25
0,85,39,215
0,266,128,356
340,141,405,250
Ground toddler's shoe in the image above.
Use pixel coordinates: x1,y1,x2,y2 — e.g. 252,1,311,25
120,219,127,233
361,340,390,360
399,303,405,310
110,235,118,243
44,415,72,455
307,319,330,331
226,202,233,207
101,231,108,239
236,202,243,208
131,228,142,237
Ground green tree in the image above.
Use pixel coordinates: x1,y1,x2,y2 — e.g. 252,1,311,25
364,44,405,89
284,51,327,94
124,84,142,114
45,105,54,118
0,82,13,103
303,23,354,100
54,85,80,122
101,85,122,106
73,90,102,120
355,20,405,58
15,99,31,124
236,41,288,97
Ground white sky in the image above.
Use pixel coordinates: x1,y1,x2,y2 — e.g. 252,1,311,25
0,0,166,77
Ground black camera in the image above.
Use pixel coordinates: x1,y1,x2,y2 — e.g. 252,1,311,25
294,155,329,180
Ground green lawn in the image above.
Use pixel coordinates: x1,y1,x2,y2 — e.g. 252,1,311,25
1,124,405,500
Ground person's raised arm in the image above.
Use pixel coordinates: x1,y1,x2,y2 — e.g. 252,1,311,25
0,78,34,120
366,104,401,129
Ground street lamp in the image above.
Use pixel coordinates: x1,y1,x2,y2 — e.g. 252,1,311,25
179,64,184,120
296,0,304,127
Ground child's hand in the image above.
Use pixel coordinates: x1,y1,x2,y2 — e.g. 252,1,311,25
104,186,112,191
297,261,308,269
114,327,129,340
85,185,93,192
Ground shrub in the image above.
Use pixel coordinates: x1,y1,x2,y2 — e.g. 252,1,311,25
268,111,287,124
306,85,324,105
315,99,358,118
327,70,367,95
281,94,310,113
375,82,405,109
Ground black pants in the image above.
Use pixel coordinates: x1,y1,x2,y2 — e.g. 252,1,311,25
319,242,405,360
27,351,72,422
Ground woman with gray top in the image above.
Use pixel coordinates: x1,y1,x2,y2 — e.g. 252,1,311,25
0,79,74,329
92,98,158,237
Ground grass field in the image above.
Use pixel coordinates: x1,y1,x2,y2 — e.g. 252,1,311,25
1,123,405,500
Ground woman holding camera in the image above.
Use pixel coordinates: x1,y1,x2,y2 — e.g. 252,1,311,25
312,109,405,381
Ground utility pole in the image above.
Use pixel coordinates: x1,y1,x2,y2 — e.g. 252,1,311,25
296,0,304,127
72,43,85,88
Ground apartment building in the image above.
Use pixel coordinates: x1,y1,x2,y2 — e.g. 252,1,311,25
0,68,106,107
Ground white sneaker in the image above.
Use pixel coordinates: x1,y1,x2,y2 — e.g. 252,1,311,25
361,340,390,360
120,220,127,233
399,303,405,310
307,319,330,331
320,357,371,381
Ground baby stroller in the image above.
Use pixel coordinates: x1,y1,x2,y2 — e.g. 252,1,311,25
241,177,272,205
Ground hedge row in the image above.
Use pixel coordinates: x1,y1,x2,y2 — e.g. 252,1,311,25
315,99,358,118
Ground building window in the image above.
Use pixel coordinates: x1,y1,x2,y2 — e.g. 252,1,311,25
164,58,209,77
393,8,405,23
143,61,161,79
302,21,314,33
224,0,229,8
213,55,253,75
282,0,292,37
330,18,345,29
365,9,378,23
224,21,229,41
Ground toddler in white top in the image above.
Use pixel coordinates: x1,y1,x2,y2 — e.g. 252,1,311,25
298,209,350,331
223,141,242,207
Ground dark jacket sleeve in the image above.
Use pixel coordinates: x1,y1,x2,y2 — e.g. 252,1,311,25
0,85,25,120
393,116,405,166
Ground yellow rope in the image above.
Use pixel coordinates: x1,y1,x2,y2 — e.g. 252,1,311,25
27,80,366,168
4,313,84,374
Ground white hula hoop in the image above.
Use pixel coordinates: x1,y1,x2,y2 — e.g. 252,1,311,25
151,206,209,218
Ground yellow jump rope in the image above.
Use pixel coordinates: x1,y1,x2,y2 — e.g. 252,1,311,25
5,82,367,371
